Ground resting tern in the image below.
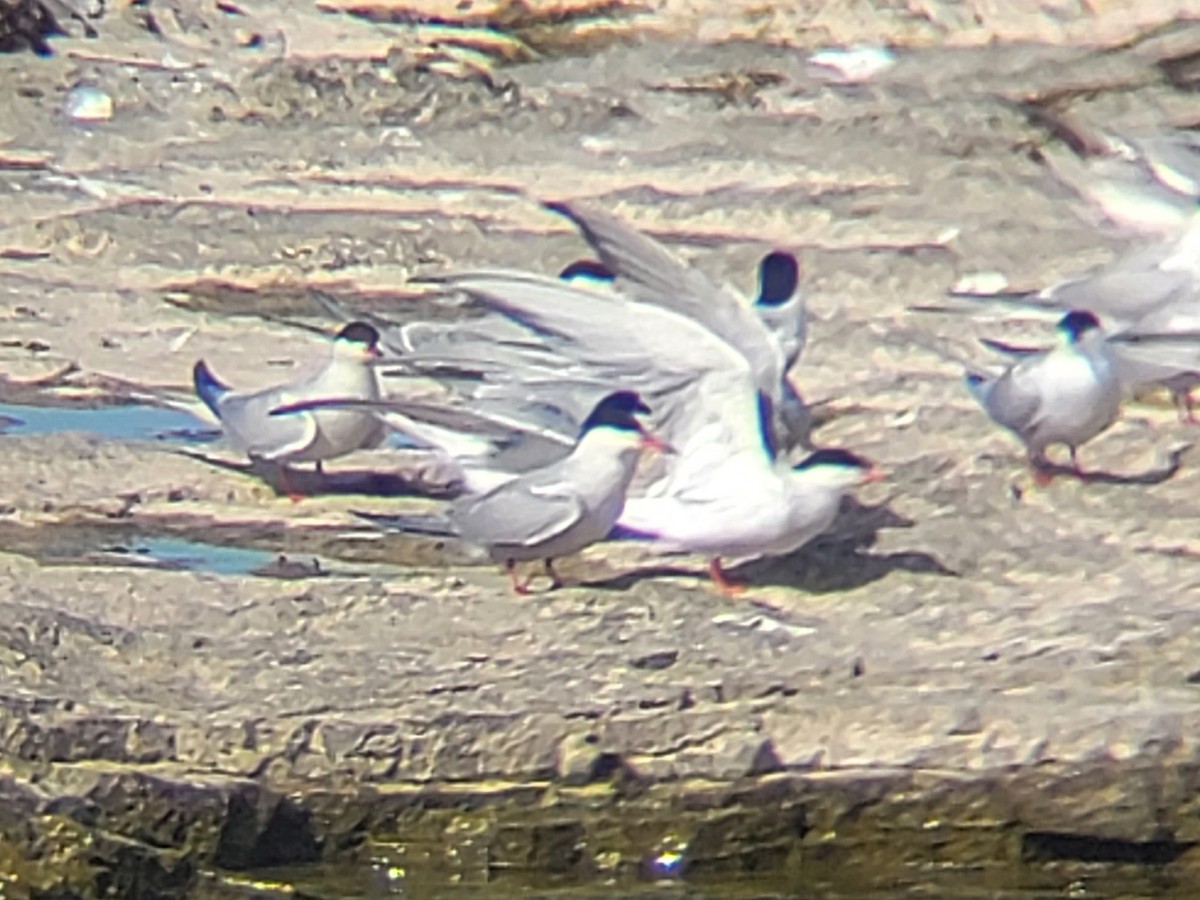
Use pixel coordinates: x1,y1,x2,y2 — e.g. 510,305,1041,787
965,310,1122,484
357,391,665,594
193,322,385,495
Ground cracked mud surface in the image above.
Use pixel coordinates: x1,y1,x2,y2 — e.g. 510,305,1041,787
4,1,1200,897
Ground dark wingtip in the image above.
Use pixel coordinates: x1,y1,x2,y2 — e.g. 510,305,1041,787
607,522,659,541
542,199,575,220
192,360,229,415
757,251,801,306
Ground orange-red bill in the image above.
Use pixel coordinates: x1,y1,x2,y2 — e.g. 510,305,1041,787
639,429,675,454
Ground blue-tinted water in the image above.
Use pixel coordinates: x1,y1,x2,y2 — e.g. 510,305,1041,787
0,400,423,448
121,535,280,576
0,401,219,442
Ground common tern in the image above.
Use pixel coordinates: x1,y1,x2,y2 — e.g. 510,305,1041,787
558,249,807,369
358,391,665,594
192,322,385,495
355,202,811,460
617,447,884,594
965,310,1122,484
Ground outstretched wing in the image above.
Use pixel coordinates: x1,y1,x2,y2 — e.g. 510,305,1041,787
430,271,768,467
542,200,786,397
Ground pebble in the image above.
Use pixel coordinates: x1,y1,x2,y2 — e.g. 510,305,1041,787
64,84,114,123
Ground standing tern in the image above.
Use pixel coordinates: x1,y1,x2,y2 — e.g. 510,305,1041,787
357,391,666,594
192,322,385,496
965,310,1122,484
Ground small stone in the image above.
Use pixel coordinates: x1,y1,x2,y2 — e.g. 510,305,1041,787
630,649,679,670
951,271,1011,296
64,84,114,123
808,45,896,83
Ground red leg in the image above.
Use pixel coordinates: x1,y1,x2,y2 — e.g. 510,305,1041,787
708,558,747,596
1028,450,1053,487
506,560,532,595
279,466,305,503
544,559,565,591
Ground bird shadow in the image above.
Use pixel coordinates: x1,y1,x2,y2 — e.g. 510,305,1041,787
585,496,957,596
731,497,958,594
1031,444,1190,488
171,449,462,499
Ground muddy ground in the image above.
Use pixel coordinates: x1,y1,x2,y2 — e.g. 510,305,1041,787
4,1,1200,897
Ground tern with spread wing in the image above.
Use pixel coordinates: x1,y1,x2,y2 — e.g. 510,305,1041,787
398,267,877,594
965,310,1123,484
192,322,385,495
315,201,810,453
541,200,810,449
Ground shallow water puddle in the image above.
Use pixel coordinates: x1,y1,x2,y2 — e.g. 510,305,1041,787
102,535,288,576
0,401,219,442
85,533,415,580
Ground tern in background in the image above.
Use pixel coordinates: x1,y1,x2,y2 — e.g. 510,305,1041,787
965,310,1123,484
192,322,385,497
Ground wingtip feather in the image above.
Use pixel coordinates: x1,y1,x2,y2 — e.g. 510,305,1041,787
192,360,229,416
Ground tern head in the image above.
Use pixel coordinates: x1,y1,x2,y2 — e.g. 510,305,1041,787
579,390,670,453
1056,310,1102,344
793,448,885,489
335,321,382,360
756,251,800,307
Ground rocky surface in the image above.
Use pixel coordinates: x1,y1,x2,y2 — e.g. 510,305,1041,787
4,1,1200,897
